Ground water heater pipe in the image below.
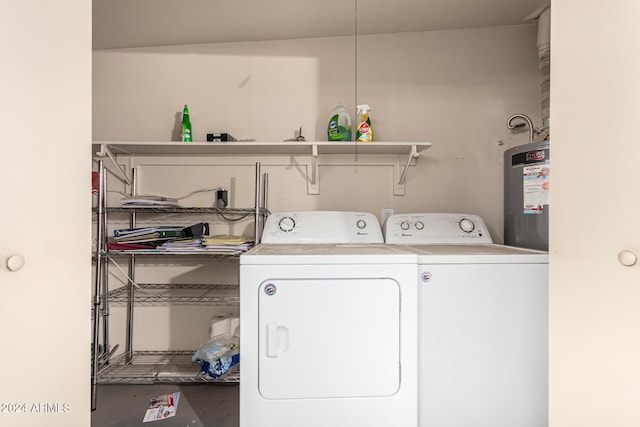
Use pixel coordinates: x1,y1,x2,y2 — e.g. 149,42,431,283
537,7,551,131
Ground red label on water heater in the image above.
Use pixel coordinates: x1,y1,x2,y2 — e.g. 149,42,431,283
526,150,545,161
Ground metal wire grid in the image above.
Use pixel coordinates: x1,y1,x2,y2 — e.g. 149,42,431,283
107,283,239,306
106,250,245,257
107,207,264,215
97,351,239,384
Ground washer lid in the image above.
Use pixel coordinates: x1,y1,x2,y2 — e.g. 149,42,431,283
240,243,417,265
409,244,548,264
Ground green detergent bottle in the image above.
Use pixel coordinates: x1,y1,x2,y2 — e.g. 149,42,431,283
327,102,352,141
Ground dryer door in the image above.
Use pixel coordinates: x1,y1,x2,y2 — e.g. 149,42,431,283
258,278,400,399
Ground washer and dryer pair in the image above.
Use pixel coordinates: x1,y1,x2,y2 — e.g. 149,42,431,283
239,211,547,427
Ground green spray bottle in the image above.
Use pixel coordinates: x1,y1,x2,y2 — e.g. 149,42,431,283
182,104,192,142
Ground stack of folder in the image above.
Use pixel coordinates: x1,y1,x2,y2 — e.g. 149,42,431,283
114,226,185,243
121,195,180,208
109,223,209,246
201,235,254,254
158,235,254,254
106,224,254,254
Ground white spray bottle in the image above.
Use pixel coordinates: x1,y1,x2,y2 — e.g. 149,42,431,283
356,104,373,142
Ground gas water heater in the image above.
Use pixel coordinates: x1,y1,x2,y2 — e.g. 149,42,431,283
504,140,549,251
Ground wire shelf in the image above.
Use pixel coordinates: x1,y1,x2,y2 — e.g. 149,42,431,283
97,351,239,384
107,283,239,306
106,250,246,257
93,206,268,225
105,206,267,215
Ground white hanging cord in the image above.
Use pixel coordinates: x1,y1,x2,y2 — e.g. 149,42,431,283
174,187,219,200
355,0,358,106
108,257,140,289
355,0,359,161
112,188,220,200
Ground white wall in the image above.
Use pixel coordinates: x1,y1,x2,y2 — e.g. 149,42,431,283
93,24,543,351
94,24,542,240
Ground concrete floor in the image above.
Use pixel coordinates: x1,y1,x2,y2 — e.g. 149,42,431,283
91,384,239,427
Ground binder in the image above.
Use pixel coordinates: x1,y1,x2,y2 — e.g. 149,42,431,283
113,222,209,243
114,226,183,238
183,222,209,238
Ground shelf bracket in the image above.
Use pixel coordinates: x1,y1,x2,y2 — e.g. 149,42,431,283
394,145,420,195
307,144,320,194
95,143,132,186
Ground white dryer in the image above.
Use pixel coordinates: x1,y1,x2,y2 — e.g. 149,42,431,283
240,211,418,427
385,213,548,427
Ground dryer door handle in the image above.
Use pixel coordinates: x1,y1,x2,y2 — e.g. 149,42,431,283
266,323,289,357
267,323,279,357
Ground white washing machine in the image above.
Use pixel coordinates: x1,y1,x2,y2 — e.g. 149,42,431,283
385,213,548,427
240,211,418,427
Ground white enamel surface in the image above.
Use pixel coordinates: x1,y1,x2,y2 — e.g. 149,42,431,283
384,213,493,244
258,278,401,399
240,213,417,426
262,211,384,244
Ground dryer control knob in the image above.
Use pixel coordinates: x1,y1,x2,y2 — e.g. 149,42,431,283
618,250,637,267
278,216,296,232
415,221,424,230
459,218,475,233
401,221,410,231
356,220,367,229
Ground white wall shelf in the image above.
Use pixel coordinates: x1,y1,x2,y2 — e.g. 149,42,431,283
92,140,430,155
93,141,432,195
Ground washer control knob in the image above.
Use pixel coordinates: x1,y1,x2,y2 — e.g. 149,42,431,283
6,254,25,272
618,250,637,267
400,221,410,231
415,221,424,230
356,220,367,229
278,216,296,232
459,218,475,233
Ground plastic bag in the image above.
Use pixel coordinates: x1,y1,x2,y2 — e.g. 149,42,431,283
192,318,239,380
